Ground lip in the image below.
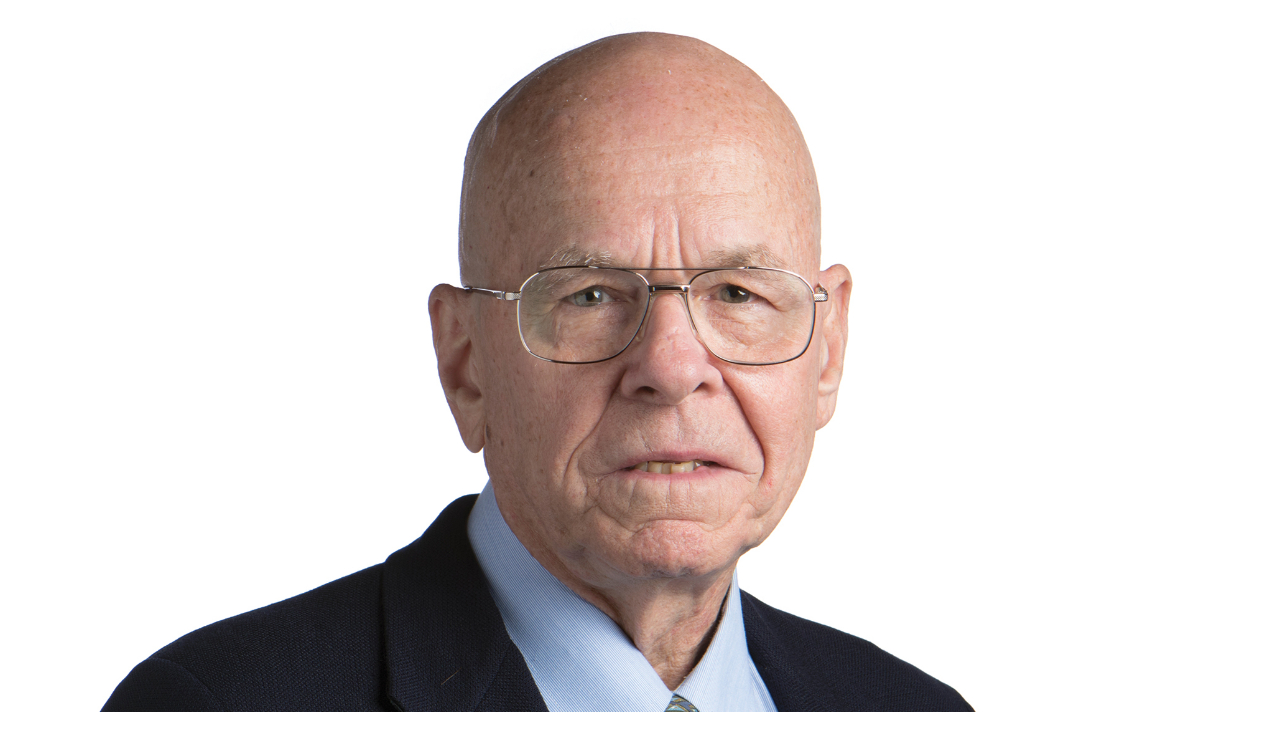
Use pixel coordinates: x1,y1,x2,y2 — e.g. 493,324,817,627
610,450,735,475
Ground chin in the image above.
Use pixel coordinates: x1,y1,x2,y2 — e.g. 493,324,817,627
617,520,739,580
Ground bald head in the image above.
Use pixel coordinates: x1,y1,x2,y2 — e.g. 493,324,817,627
459,33,820,284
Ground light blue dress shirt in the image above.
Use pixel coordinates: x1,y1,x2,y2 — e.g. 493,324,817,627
466,482,777,712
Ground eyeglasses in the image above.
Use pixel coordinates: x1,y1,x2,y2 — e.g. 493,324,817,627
464,266,829,365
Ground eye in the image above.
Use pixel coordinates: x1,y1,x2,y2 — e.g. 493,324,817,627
717,284,755,304
570,286,613,306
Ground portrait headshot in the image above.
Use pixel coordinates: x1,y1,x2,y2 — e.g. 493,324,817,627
96,28,971,712
2,1,1274,721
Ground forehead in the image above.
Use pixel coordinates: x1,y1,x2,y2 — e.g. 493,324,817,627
495,133,816,281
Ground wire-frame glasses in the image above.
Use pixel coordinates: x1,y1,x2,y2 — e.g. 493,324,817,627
464,266,829,365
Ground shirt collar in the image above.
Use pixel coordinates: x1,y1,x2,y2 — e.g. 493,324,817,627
466,482,774,712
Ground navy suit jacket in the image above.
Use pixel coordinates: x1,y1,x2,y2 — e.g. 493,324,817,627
103,495,972,711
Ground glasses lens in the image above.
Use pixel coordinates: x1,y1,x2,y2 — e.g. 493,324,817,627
517,268,648,362
688,269,816,364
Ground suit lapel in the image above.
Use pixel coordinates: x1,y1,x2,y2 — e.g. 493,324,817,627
380,495,547,711
741,590,881,711
382,497,882,711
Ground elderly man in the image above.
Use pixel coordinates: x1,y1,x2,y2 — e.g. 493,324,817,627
104,33,970,712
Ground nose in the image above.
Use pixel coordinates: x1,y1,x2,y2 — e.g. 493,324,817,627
617,289,725,405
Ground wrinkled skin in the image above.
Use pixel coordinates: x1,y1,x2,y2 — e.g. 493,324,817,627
430,32,851,689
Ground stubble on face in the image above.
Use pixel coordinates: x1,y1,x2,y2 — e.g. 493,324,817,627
460,33,824,593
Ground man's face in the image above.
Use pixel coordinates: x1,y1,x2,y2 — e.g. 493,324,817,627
459,75,847,591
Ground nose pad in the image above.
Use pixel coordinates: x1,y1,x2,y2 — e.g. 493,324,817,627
635,289,700,347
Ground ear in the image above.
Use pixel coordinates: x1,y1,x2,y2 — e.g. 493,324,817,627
429,284,486,452
814,264,852,430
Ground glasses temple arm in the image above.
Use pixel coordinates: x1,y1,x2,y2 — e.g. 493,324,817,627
462,286,521,301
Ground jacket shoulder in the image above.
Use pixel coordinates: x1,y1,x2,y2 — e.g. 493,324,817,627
741,591,973,711
104,564,388,711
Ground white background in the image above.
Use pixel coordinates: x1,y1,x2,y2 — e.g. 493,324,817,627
2,1,1276,722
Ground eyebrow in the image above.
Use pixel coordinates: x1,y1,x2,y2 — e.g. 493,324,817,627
538,243,788,270
700,245,789,269
538,245,616,269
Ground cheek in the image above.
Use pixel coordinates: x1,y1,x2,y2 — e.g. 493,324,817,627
485,354,612,474
732,364,820,503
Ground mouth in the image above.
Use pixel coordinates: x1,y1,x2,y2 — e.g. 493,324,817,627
627,459,719,475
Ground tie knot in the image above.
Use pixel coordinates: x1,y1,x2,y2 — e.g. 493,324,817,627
665,693,699,712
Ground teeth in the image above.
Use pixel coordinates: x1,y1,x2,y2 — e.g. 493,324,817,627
632,460,713,473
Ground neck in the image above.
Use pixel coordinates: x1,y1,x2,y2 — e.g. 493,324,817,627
506,518,737,689
561,566,735,690
492,486,741,689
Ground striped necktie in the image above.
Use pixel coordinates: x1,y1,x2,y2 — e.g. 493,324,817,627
665,693,699,712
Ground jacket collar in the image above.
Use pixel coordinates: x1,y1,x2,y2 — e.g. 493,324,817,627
380,495,547,711
379,493,850,711
740,590,881,711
